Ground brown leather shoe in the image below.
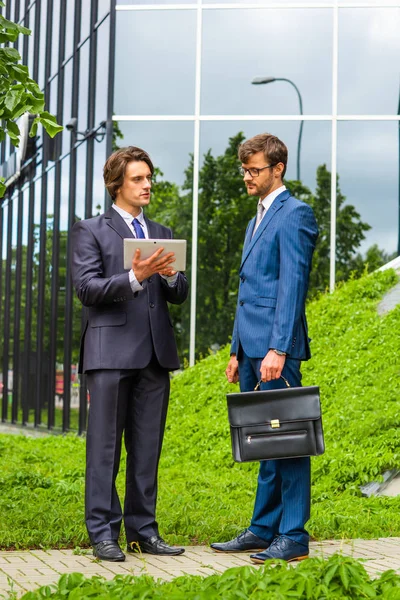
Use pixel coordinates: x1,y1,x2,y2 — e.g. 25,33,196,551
127,535,185,556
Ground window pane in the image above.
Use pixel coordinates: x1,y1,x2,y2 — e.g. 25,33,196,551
62,59,73,156
201,9,332,115
65,0,76,61
98,0,111,19
336,122,398,277
116,120,195,187
114,11,197,115
95,17,110,127
51,0,61,77
38,0,48,89
75,143,87,220
78,41,90,133
92,136,107,216
27,5,35,76
55,156,72,429
80,0,91,43
196,120,331,356
338,8,400,115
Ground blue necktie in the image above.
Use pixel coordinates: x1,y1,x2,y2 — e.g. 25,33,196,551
132,218,145,239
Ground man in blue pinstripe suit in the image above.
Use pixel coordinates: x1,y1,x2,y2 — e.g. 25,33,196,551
211,133,318,563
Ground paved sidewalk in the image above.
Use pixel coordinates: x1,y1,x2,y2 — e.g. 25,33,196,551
0,539,399,598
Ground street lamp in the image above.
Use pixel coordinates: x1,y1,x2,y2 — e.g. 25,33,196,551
252,76,304,182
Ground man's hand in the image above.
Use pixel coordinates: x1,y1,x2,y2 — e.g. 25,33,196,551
158,266,177,277
260,350,286,382
226,354,239,384
132,248,176,283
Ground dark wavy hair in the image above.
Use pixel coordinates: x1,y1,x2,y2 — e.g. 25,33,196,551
103,146,154,200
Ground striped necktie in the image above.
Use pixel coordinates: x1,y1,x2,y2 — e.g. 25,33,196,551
252,202,265,237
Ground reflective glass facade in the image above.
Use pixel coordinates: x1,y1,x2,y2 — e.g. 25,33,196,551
0,0,113,431
0,0,399,430
114,0,400,366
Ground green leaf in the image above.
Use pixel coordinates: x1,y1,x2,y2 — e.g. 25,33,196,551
37,115,63,138
0,32,19,43
5,88,23,112
0,15,30,36
25,79,44,96
26,96,45,113
0,178,6,199
29,119,38,138
6,120,20,136
29,112,64,138
0,46,21,61
10,64,29,82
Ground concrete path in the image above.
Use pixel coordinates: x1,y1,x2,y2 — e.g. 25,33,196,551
0,539,399,598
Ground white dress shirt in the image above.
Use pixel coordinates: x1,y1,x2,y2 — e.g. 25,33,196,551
258,185,287,220
112,203,178,292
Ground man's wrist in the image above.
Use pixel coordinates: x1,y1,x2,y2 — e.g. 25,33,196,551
271,348,286,356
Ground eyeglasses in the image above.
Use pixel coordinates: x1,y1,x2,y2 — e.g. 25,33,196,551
239,164,276,178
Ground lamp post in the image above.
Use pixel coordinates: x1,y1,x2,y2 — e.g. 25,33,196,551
252,76,304,182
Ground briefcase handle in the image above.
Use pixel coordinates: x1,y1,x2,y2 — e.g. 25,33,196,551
254,375,291,391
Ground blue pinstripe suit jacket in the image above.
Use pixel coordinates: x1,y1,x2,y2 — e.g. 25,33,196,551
230,189,318,360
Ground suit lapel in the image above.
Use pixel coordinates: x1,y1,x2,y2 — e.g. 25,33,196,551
105,206,134,239
243,217,255,252
144,216,159,239
240,190,291,268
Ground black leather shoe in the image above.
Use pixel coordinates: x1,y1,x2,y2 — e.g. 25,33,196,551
127,535,185,556
250,535,308,563
93,540,125,562
210,529,271,553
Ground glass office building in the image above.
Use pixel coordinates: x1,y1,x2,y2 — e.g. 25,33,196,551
0,0,399,431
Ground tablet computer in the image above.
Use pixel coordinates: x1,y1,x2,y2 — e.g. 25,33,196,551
123,239,187,271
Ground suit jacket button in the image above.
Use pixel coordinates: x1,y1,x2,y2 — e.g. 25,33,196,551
239,300,244,306
148,277,152,283
150,302,155,308
240,276,245,282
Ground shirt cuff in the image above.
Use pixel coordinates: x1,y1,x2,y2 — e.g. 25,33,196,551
129,269,143,293
160,272,179,287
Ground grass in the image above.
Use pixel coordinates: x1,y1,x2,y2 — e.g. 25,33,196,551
0,268,399,549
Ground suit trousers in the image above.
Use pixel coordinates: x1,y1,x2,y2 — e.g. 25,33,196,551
85,360,170,544
238,351,310,548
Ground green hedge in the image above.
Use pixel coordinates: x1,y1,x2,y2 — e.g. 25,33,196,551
15,555,400,599
0,269,399,549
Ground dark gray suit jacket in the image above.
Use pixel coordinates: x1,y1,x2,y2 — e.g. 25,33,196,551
71,207,188,373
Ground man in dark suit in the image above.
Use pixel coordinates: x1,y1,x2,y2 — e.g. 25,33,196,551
211,133,318,563
71,146,189,562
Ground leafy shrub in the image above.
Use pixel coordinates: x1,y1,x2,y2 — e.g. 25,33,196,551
14,554,400,599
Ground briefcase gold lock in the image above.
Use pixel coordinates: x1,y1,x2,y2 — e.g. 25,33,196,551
271,419,280,429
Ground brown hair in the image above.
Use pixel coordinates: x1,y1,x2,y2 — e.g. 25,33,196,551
103,146,154,200
238,133,288,178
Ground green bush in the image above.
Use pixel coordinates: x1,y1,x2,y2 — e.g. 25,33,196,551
13,555,400,599
0,269,399,549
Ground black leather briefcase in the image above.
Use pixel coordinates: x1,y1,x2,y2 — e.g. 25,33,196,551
227,378,324,462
